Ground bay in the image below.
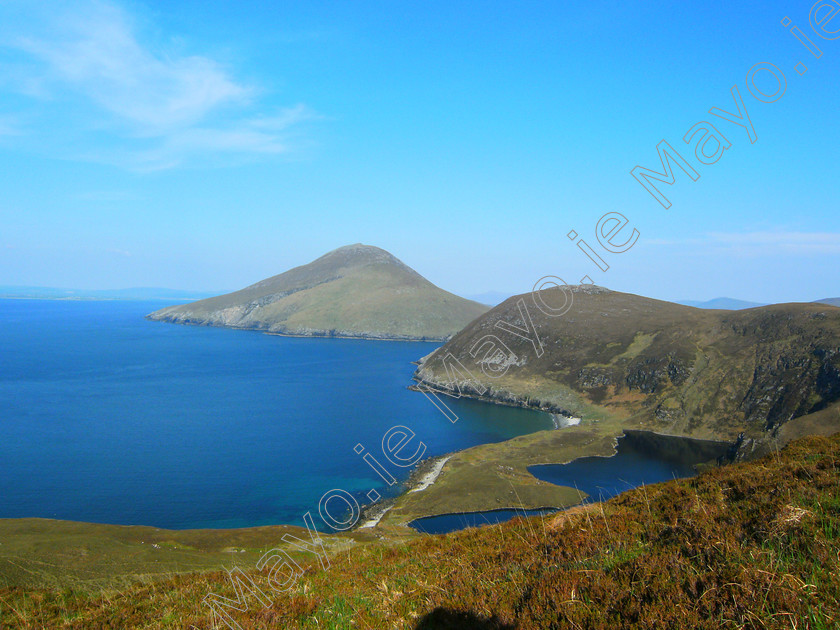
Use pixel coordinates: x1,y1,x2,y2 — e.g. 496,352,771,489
0,299,552,530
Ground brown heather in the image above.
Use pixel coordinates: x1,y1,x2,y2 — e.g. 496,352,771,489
2,432,839,629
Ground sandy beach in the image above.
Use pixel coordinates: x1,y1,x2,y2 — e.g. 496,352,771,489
552,413,581,428
409,455,451,493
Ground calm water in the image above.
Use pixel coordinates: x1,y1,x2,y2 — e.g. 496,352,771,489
528,435,701,502
409,433,719,535
0,299,553,530
409,508,557,535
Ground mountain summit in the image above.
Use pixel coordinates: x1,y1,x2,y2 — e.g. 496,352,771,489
414,285,840,451
146,244,488,341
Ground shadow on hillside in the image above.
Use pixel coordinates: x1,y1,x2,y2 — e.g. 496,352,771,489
414,607,517,629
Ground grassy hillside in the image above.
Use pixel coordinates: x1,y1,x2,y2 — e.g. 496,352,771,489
2,432,838,628
0,519,370,593
147,244,489,341
414,286,840,447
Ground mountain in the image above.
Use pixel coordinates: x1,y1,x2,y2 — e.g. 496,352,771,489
146,244,490,341
414,285,840,450
676,297,765,310
816,297,840,307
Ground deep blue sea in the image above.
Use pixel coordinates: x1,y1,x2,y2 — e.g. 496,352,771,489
0,299,553,530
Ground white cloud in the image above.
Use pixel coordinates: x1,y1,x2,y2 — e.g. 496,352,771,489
707,231,838,246
15,4,249,131
124,104,314,171
0,0,315,169
649,231,840,255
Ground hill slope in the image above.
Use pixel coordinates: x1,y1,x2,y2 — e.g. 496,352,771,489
816,297,840,307
414,285,840,447
3,432,838,628
147,244,489,341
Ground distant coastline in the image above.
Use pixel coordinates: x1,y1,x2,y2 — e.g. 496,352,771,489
0,287,222,301
0,295,199,302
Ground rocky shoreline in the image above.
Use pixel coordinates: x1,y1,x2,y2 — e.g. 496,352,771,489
355,452,454,530
146,314,452,342
407,379,579,418
354,412,588,531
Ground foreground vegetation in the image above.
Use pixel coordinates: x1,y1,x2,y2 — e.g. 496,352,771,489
0,519,369,593
2,432,838,628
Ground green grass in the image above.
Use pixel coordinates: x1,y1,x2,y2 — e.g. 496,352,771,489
0,519,367,592
382,423,623,528
2,432,839,628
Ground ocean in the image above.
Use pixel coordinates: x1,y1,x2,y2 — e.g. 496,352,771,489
0,299,553,530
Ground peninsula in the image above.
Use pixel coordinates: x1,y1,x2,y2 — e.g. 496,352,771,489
414,285,840,455
146,244,489,341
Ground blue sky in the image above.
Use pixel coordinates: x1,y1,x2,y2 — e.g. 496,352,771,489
0,0,838,302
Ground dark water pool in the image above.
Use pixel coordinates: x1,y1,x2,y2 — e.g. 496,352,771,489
408,431,732,534
528,431,731,502
408,508,557,534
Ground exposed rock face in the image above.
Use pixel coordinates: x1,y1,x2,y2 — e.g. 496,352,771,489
147,244,489,341
413,286,840,449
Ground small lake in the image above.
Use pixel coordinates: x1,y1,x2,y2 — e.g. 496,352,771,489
409,431,732,534
409,508,557,535
529,431,732,502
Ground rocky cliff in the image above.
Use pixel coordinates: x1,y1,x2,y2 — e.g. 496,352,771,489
413,285,840,450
